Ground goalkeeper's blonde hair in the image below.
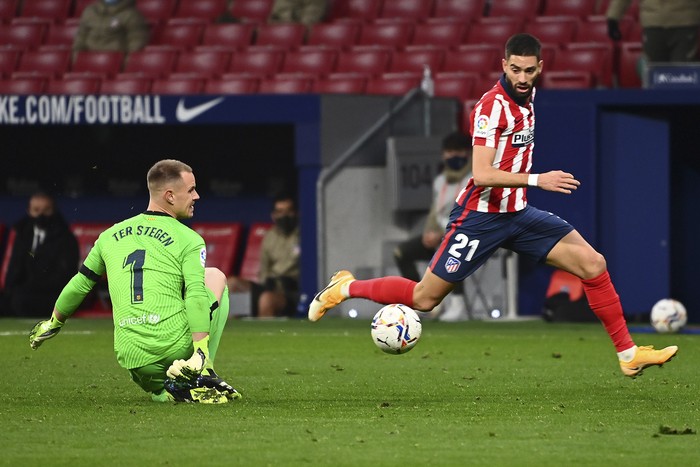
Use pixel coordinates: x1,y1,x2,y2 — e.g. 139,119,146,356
146,159,193,194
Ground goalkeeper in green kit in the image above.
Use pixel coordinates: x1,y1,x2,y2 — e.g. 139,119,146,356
29,159,240,404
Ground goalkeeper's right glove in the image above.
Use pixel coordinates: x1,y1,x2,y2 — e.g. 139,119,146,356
29,315,65,350
166,336,210,381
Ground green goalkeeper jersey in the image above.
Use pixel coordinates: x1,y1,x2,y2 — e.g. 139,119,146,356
55,211,211,369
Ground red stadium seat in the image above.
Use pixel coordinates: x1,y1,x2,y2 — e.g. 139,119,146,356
443,45,501,74
175,50,231,78
201,23,255,50
379,0,432,21
474,71,502,97
465,17,522,45
72,51,124,78
524,16,579,44
313,74,367,94
20,0,71,21
541,70,594,89
151,77,205,94
45,22,80,47
434,71,478,101
124,49,177,78
255,23,306,49
69,223,112,264
307,22,360,49
432,0,486,19
20,0,69,21
239,222,273,282
618,41,642,88
390,48,445,74
0,77,46,93
554,42,613,87
135,0,176,24
0,227,15,290
335,49,390,75
0,0,19,23
230,0,274,24
228,47,284,77
597,0,638,17
46,77,101,94
173,0,227,21
204,76,260,94
281,49,337,75
100,76,152,94
17,49,71,78
154,20,205,50
0,49,20,78
542,0,596,18
357,21,413,48
577,15,634,42
191,223,244,277
0,23,47,49
327,0,383,22
366,73,420,95
487,0,541,19
259,76,314,94
411,19,468,48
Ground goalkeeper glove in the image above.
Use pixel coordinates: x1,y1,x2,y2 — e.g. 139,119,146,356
29,315,65,350
166,336,211,381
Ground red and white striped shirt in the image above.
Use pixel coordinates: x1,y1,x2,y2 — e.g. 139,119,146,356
462,78,536,213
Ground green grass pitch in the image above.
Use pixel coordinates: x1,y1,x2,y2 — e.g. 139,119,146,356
2,317,697,466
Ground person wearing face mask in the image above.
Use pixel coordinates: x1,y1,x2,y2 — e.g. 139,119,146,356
228,192,300,318
393,132,472,321
72,0,149,61
0,192,79,317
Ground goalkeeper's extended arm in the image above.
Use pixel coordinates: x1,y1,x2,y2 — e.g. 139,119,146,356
166,335,211,381
29,311,67,350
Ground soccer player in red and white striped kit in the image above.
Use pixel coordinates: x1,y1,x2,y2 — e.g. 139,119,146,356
309,33,678,377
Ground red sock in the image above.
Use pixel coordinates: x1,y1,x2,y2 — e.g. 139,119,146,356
349,276,416,307
581,270,635,352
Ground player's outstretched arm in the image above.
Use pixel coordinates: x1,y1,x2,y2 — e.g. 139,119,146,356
532,170,580,194
29,310,68,350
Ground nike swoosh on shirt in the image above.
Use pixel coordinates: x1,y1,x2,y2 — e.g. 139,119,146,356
175,97,225,122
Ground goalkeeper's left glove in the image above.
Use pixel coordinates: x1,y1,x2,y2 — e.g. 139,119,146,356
166,336,210,381
29,315,65,350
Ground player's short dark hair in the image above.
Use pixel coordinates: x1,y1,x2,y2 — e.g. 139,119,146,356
505,33,541,60
147,159,193,192
442,131,470,151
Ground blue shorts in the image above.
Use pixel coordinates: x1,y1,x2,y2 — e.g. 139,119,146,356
429,204,574,283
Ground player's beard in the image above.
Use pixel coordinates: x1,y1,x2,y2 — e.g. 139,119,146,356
504,74,539,105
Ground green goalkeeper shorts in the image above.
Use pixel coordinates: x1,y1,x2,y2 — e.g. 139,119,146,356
128,344,192,394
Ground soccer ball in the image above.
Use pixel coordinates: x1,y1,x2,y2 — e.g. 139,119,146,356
650,299,687,333
370,304,422,354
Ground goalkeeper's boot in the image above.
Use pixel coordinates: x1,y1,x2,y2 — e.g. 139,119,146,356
308,270,355,322
198,369,242,401
163,378,229,404
619,345,678,377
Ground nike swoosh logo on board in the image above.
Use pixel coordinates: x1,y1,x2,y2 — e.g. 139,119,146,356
176,97,225,122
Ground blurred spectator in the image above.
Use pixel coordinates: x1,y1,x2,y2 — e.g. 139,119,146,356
393,132,472,321
73,0,149,59
269,0,327,27
228,193,300,318
607,0,700,62
0,193,79,318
